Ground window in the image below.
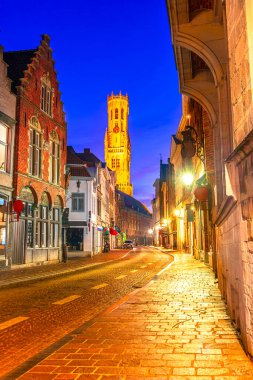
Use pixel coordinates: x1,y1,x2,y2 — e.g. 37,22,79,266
50,140,60,184
29,128,42,177
111,158,116,168
116,159,120,168
0,123,8,172
19,187,35,248
111,110,112,120
51,196,61,247
41,74,53,116
121,108,124,120
72,193,84,212
115,108,118,119
41,84,52,115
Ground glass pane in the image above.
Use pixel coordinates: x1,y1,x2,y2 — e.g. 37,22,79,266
27,203,33,217
54,208,59,221
50,223,53,246
54,224,59,246
35,222,40,246
27,220,33,247
0,227,6,245
42,206,47,219
72,198,77,211
78,198,84,211
0,144,6,171
0,124,7,143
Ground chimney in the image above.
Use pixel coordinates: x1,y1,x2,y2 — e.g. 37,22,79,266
84,148,90,154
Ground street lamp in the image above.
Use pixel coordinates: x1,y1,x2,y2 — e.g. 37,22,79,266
182,172,194,186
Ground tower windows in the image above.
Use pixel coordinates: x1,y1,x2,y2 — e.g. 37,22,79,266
116,159,120,168
115,108,118,119
121,108,124,120
111,110,113,120
112,158,116,168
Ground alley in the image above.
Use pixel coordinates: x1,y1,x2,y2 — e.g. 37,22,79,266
0,247,172,378
6,253,252,380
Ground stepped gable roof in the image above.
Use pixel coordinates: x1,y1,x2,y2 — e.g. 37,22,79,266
117,190,152,217
76,148,101,165
3,49,36,93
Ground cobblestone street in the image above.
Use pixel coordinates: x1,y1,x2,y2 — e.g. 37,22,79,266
14,253,253,380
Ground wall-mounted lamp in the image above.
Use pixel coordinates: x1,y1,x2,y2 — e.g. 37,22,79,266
76,180,81,192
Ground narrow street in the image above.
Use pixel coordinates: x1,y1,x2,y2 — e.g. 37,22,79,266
0,247,172,378
10,253,253,380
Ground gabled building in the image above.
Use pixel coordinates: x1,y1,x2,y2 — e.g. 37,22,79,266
66,147,117,255
3,35,66,266
66,146,98,256
0,46,16,267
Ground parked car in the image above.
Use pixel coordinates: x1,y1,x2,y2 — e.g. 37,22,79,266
122,240,134,249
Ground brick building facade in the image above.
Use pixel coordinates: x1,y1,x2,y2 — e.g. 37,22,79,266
3,35,66,266
0,46,16,267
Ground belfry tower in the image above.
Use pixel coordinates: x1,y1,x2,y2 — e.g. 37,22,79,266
105,92,133,196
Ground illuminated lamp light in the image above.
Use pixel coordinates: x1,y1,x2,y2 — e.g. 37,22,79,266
182,172,194,186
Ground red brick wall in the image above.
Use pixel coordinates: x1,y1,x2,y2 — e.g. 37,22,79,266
14,35,66,206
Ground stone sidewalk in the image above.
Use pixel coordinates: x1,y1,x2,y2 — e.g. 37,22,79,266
15,253,253,380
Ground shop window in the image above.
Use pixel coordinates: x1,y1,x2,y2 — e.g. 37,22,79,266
72,193,84,212
19,187,35,248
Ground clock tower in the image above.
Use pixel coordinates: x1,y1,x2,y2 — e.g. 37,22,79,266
105,92,133,196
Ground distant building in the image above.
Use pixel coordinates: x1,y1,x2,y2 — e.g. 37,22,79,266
116,190,152,245
0,46,16,267
104,92,133,196
152,159,175,248
3,35,66,266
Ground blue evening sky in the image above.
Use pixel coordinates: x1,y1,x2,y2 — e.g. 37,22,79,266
0,0,181,208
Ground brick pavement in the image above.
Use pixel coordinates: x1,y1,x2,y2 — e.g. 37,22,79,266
15,253,253,380
0,250,129,288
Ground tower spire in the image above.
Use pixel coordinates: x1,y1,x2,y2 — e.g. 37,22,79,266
104,92,133,196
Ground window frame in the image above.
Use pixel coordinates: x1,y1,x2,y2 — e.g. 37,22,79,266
71,192,85,212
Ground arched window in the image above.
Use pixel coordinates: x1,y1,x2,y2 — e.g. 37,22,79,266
19,187,36,248
50,130,60,184
29,117,42,178
110,110,113,120
121,108,124,120
115,108,118,119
